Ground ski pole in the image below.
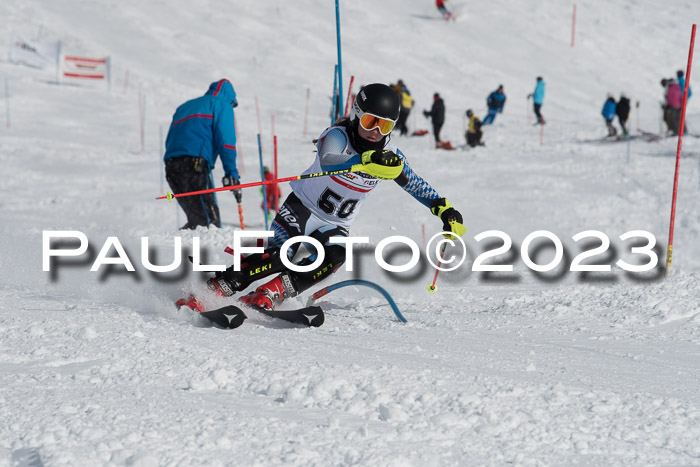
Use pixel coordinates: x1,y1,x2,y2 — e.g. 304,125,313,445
156,165,364,201
237,202,245,229
428,242,447,292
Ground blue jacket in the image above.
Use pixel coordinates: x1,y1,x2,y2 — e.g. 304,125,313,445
601,98,616,120
487,90,506,111
532,81,545,104
678,76,693,99
164,79,239,179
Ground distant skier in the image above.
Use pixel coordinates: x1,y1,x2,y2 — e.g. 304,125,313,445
396,80,414,136
423,93,446,146
601,94,617,137
164,79,242,229
435,0,453,20
201,83,466,312
616,93,631,136
465,109,483,147
482,85,506,125
527,77,546,125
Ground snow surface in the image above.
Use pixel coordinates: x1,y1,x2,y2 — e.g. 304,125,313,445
2,0,700,465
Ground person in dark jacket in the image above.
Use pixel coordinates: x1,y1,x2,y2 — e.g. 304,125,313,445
465,109,483,147
482,85,506,125
616,93,631,136
423,93,446,146
601,94,617,137
164,79,242,229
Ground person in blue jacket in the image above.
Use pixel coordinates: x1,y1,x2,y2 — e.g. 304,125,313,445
601,94,617,137
677,70,692,99
677,70,692,134
527,77,545,125
164,79,242,229
482,85,506,125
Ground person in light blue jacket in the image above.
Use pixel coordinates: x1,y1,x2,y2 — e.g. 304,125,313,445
164,79,242,229
601,94,617,137
527,76,546,125
677,70,692,99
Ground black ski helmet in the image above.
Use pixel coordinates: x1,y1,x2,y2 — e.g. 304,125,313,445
349,83,400,152
352,83,401,122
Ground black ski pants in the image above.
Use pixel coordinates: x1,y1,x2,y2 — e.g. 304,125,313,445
165,156,221,229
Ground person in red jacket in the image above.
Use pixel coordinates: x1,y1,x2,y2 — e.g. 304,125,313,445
262,166,282,219
436,0,452,19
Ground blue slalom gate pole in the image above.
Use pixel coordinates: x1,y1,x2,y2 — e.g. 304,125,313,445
159,125,164,194
335,0,344,116
308,279,407,323
257,133,269,230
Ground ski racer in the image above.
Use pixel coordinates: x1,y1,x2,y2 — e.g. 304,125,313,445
204,83,467,311
482,85,506,125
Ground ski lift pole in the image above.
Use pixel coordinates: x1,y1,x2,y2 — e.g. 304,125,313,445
666,24,696,277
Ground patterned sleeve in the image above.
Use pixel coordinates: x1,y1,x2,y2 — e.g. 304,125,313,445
318,128,362,171
394,149,442,207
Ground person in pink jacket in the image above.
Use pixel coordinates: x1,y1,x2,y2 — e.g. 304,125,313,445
665,79,683,135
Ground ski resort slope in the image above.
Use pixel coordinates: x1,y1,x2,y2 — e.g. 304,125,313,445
2,0,700,465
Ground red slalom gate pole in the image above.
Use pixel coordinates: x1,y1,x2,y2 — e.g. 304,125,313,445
666,24,696,277
274,133,279,212
344,75,355,116
540,123,544,146
571,4,577,48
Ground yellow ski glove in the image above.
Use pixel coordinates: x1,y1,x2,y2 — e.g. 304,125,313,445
430,198,467,238
359,150,404,180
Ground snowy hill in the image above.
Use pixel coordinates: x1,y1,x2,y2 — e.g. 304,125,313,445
2,0,700,465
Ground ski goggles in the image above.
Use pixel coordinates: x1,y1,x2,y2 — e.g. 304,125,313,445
356,111,397,135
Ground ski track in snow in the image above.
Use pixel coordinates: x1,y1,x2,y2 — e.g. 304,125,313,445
2,0,700,465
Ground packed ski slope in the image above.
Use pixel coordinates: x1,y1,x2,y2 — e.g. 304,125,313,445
2,0,700,465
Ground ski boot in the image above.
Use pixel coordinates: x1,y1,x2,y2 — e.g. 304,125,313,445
239,275,290,311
